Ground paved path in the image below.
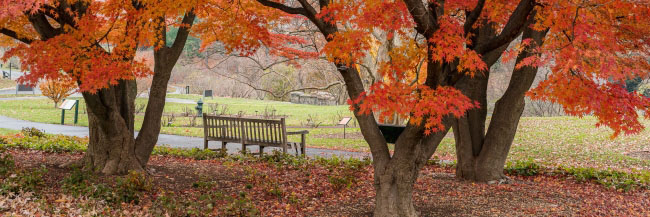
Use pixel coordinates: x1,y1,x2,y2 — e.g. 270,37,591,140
0,115,369,159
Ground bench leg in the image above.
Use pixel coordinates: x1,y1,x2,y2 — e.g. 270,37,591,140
301,134,306,156
259,146,264,157
204,139,208,150
242,143,246,154
222,142,227,150
294,143,299,155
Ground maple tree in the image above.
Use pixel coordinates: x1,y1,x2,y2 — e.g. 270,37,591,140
39,78,76,108
253,0,650,216
0,0,314,175
0,0,197,174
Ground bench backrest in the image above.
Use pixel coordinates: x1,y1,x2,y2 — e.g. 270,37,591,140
203,114,287,147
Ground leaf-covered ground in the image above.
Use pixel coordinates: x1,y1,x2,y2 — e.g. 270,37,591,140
1,148,647,216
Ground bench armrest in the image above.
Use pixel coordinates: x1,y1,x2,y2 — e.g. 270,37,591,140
287,130,309,135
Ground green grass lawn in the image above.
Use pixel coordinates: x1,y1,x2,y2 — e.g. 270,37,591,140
0,97,648,172
165,94,354,126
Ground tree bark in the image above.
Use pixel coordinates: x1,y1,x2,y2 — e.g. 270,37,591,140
75,80,144,175
373,121,450,217
135,12,196,165
452,24,549,182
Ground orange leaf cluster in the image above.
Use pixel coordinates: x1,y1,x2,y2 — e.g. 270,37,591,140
528,0,650,136
354,84,478,134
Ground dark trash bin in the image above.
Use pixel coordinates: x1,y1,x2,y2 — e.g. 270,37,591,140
378,124,406,144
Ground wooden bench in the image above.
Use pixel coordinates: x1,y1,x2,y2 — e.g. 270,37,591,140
202,114,308,155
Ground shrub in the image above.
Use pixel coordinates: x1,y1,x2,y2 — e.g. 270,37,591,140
21,127,45,138
505,159,541,176
3,134,87,153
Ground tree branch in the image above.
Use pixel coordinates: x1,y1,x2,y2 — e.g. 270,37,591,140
402,0,439,37
0,28,34,44
27,13,61,40
256,0,308,16
169,10,197,54
464,0,486,35
476,0,536,54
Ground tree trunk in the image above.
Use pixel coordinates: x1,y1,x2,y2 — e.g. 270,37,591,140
372,120,450,217
452,25,548,182
75,80,144,175
134,13,196,165
374,164,419,217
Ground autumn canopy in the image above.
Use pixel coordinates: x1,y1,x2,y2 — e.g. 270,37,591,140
1,0,649,216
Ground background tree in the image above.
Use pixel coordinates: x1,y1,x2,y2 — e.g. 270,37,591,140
39,78,76,108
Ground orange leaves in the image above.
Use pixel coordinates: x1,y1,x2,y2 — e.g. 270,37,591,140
0,0,48,20
354,83,478,134
428,16,486,76
529,72,650,138
0,0,204,93
322,30,371,66
4,33,151,93
319,0,413,33
522,0,650,137
377,38,426,84
193,0,316,59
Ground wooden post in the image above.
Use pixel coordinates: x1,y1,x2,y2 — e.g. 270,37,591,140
203,114,208,149
300,133,306,156
240,119,246,154
281,118,288,153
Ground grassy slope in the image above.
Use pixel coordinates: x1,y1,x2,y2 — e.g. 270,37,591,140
0,97,648,172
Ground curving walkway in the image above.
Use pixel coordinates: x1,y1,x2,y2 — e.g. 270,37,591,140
0,115,370,159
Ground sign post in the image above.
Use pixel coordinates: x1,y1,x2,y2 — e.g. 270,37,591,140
59,99,79,125
338,117,352,139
